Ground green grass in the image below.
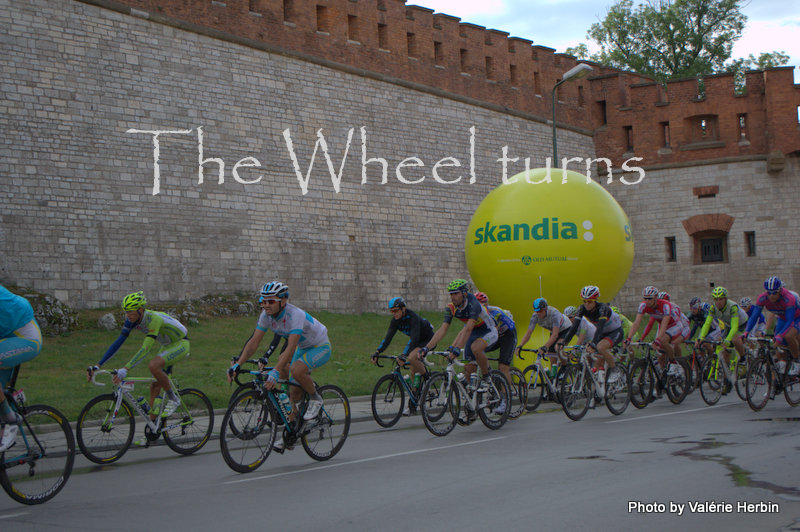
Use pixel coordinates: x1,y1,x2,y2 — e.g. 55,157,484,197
17,310,460,421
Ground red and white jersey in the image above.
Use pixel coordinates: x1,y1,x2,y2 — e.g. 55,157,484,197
637,299,681,327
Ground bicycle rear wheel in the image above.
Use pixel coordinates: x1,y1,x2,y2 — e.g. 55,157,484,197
745,358,771,411
163,388,214,455
782,359,800,406
628,360,653,409
0,404,75,505
699,358,724,406
560,365,590,421
76,393,135,464
507,367,527,419
477,370,511,429
605,365,630,415
219,390,277,473
522,364,545,412
370,374,404,428
734,358,750,401
419,373,457,437
302,384,350,461
665,360,690,405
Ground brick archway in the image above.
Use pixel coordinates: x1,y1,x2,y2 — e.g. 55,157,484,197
681,213,735,236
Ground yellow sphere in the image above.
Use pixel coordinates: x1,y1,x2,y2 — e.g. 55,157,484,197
466,168,634,353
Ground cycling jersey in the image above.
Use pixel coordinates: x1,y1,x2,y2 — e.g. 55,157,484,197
375,309,434,356
564,302,622,345
701,300,746,343
688,309,721,340
99,310,189,369
487,305,515,335
637,299,680,326
576,317,597,343
256,303,329,349
744,306,767,335
527,306,571,333
443,293,497,332
0,286,42,387
0,286,34,338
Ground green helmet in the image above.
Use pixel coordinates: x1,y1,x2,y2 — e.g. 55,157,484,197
711,286,728,299
121,291,147,311
447,279,469,293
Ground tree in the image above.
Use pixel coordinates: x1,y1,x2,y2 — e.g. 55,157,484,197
568,0,789,81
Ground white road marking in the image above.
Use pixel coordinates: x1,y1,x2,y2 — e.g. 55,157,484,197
605,402,737,424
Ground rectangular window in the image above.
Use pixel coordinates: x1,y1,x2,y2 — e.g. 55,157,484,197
738,114,747,139
578,86,584,107
347,15,359,42
623,126,633,152
485,56,494,80
460,48,468,72
434,41,443,65
533,72,541,95
283,0,293,22
316,5,329,33
509,64,518,86
745,231,756,257
407,32,417,58
665,237,676,262
660,121,670,147
700,237,724,263
378,23,388,50
597,100,607,125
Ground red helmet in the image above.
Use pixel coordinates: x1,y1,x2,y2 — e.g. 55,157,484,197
580,285,600,300
475,292,488,304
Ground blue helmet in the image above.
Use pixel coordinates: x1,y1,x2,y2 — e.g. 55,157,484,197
388,297,406,309
689,297,702,310
260,281,289,300
532,297,548,311
702,303,711,313
764,276,782,293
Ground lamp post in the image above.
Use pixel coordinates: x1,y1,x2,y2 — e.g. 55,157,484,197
552,63,593,168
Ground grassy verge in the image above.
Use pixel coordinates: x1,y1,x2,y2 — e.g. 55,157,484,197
18,309,461,420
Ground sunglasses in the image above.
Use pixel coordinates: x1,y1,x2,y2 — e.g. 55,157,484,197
260,298,281,304
582,299,596,303
767,290,780,295
643,297,655,300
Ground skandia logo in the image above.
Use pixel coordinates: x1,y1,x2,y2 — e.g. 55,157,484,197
473,218,619,245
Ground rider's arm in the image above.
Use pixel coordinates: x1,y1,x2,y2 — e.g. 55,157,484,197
97,323,132,366
723,307,739,344
697,310,713,340
589,306,611,346
560,310,581,346
626,313,644,342
274,333,301,375
236,327,268,366
640,316,656,340
404,313,424,356
451,318,476,350
263,333,282,358
375,318,399,355
744,305,763,335
123,313,165,370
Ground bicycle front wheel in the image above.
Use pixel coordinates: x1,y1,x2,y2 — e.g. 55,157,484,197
745,358,771,411
419,372,457,437
734,358,750,401
665,360,690,405
699,358,724,406
477,370,511,430
76,393,135,464
302,384,350,461
163,388,214,455
219,390,277,473
628,360,653,409
522,364,545,412
560,365,590,421
370,374,404,428
0,404,75,505
508,367,527,419
783,359,800,407
605,365,630,416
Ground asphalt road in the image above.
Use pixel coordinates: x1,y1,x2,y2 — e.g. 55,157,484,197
2,392,799,531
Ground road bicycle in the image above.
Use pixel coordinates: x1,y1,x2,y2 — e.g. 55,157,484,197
486,355,527,419
682,340,707,393
219,369,350,473
77,369,214,464
696,339,749,405
559,345,630,420
628,342,690,408
519,347,567,411
0,366,75,505
370,354,438,427
745,337,800,411
418,351,510,436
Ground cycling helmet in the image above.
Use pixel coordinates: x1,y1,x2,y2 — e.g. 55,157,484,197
711,286,728,299
689,297,703,310
121,291,147,311
739,297,752,308
580,285,600,300
702,303,711,313
764,276,782,293
642,285,659,298
657,291,670,301
564,305,577,317
388,297,406,309
447,279,469,293
474,292,488,304
260,281,289,300
532,297,548,311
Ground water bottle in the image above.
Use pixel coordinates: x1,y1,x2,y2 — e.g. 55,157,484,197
456,372,466,387
278,392,292,414
469,373,479,391
152,396,163,414
413,374,422,389
136,396,150,414
403,374,411,388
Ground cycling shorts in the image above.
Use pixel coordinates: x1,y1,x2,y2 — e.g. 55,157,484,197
464,327,499,362
0,320,42,388
487,329,517,365
291,342,331,370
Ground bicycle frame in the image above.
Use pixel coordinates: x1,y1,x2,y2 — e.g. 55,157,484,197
519,347,561,397
374,354,425,408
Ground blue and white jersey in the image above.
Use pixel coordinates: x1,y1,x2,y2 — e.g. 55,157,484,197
256,303,329,350
0,285,34,338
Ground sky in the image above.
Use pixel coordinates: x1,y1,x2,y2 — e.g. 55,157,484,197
413,0,800,80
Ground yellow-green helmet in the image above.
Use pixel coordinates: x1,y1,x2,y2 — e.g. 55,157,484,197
711,286,728,299
121,291,147,311
447,279,469,293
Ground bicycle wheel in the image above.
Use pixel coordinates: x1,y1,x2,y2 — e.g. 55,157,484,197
605,365,630,416
782,359,800,407
419,372,457,437
226,382,258,437
734,358,750,401
665,360,690,405
507,367,527,419
699,358,724,406
560,365,590,421
629,360,653,409
522,364,545,411
0,404,75,505
477,370,511,430
76,393,135,464
163,388,214,455
302,384,350,461
219,390,277,473
745,358,772,412
370,374,404,428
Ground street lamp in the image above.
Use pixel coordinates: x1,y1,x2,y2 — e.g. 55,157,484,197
552,63,593,168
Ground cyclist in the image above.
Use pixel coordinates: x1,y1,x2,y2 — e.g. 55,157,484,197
0,285,43,452
744,276,800,369
475,291,517,414
739,297,766,338
624,286,687,377
611,305,638,363
372,297,434,414
229,281,331,451
563,305,597,347
697,287,747,389
422,279,497,390
559,286,622,384
516,297,572,371
687,298,722,357
88,291,188,418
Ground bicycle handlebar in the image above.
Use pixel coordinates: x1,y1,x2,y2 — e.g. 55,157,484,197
427,350,465,367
